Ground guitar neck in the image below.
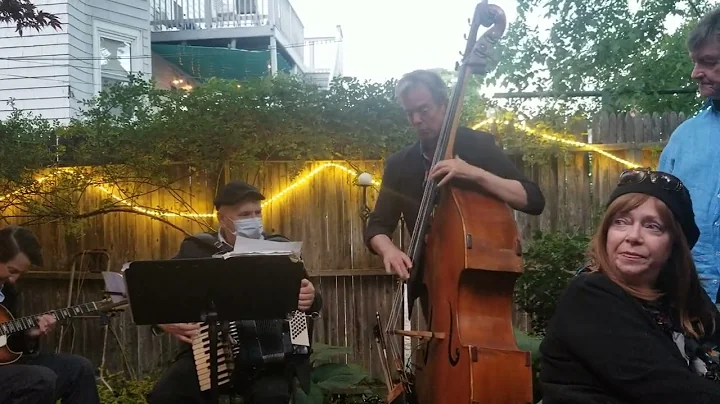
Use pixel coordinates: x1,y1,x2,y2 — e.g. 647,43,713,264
0,301,100,336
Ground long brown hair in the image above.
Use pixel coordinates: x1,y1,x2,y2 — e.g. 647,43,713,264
587,193,714,339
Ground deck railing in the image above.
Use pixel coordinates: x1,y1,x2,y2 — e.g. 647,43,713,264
151,0,304,56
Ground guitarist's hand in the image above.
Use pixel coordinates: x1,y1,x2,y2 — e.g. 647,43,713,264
28,314,56,337
298,279,315,311
159,323,200,344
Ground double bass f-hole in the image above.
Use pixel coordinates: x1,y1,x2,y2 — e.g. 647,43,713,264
447,302,460,367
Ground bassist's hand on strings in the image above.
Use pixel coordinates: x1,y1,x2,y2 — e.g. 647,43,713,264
159,323,200,344
27,314,56,337
382,246,412,281
430,155,480,187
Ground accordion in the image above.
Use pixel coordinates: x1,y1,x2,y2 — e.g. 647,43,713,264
192,311,311,392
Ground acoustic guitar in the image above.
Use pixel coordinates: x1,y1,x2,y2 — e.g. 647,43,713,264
0,298,126,365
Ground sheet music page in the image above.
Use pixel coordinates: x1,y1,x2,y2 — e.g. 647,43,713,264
102,271,127,304
220,236,303,259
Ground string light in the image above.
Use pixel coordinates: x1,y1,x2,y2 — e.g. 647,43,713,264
0,162,379,218
94,185,215,218
259,162,380,208
0,167,76,202
1,120,642,218
472,119,641,168
0,175,49,202
95,162,379,217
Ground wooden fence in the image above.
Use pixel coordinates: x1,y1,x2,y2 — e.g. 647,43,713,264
511,110,687,237
2,110,690,384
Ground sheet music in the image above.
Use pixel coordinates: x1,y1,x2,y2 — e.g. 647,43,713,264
102,271,127,304
219,236,303,259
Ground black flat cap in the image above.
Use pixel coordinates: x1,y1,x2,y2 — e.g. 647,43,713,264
213,180,265,209
607,170,699,249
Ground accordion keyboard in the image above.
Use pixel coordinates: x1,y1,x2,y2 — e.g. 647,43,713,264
192,322,240,392
191,312,311,392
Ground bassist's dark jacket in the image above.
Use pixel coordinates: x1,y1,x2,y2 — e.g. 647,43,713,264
152,231,322,393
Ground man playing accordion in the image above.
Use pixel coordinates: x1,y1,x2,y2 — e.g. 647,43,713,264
147,180,322,404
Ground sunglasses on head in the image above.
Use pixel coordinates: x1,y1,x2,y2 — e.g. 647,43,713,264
618,168,685,192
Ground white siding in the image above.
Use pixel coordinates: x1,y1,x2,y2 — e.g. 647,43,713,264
0,0,151,123
0,1,71,122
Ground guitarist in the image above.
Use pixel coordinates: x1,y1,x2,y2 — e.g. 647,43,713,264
0,226,100,404
146,180,323,404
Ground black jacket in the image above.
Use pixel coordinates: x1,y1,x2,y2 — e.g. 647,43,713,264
363,127,545,254
540,272,720,403
1,283,39,354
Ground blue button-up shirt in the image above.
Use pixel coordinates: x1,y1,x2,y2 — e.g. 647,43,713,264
658,102,720,302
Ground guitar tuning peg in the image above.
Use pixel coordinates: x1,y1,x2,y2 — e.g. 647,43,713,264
459,51,464,57
468,18,472,25
455,61,460,71
464,33,468,40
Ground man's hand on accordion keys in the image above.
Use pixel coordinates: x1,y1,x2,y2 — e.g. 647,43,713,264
159,322,201,344
298,278,315,312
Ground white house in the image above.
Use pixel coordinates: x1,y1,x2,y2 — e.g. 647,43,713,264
0,0,151,122
0,0,342,122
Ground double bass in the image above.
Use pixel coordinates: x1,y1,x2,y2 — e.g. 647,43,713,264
373,1,534,403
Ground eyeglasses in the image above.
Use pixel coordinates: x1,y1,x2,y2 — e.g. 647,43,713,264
618,168,685,192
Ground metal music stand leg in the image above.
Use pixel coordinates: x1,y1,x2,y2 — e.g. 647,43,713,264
97,311,113,392
202,302,220,404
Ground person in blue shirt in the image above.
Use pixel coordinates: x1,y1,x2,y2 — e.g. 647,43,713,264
658,7,720,303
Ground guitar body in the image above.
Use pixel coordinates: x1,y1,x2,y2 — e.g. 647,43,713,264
0,304,22,365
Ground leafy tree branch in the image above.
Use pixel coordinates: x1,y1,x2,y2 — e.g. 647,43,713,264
0,0,61,36
491,0,716,115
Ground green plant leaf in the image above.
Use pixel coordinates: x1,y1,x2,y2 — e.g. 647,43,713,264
312,363,371,389
515,327,542,363
515,231,590,334
310,343,353,365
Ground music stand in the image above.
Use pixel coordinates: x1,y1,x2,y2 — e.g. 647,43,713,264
122,254,305,404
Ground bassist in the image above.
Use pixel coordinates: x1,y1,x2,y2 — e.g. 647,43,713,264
0,226,100,404
364,69,546,301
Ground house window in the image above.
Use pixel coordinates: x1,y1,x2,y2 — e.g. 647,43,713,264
100,37,132,90
93,21,144,94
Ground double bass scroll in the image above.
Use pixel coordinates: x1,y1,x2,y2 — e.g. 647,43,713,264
375,1,534,403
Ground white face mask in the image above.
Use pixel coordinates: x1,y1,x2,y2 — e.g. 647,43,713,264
232,217,263,239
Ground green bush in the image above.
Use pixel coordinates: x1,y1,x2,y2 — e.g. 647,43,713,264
97,371,158,403
515,231,591,335
294,343,379,404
